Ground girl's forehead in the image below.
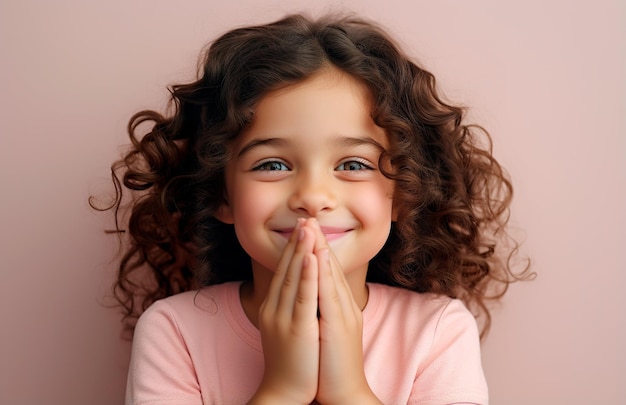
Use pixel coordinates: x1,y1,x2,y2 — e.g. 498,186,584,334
264,67,372,103
233,69,388,152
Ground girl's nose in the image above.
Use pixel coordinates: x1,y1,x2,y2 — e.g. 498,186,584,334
287,173,337,216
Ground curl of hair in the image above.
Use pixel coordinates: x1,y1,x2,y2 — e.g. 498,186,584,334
96,13,531,338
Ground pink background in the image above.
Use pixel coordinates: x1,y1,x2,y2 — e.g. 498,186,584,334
1,1,624,403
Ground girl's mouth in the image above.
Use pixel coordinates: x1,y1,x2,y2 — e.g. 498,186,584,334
273,226,352,241
320,228,351,241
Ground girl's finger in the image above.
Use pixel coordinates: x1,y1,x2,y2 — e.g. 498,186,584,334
328,247,359,312
291,252,319,326
317,246,358,323
306,218,355,316
275,223,316,318
263,218,304,314
308,217,329,253
316,246,339,322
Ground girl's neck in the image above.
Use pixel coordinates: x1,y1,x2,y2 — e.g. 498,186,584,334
239,278,269,329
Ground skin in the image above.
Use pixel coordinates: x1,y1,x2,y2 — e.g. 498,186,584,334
217,67,395,404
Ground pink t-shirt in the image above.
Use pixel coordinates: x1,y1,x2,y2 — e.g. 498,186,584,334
126,282,488,404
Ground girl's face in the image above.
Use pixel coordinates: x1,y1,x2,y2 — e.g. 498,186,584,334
219,68,395,281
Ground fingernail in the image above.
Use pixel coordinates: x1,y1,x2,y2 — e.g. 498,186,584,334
293,218,303,235
298,228,305,241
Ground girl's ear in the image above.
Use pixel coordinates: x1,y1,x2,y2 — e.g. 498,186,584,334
214,202,234,224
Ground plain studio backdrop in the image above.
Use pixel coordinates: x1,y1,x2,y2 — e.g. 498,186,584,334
1,1,624,404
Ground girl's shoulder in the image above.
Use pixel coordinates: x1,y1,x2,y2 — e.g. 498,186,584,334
136,281,244,331
367,282,462,313
362,287,486,404
365,283,477,337
150,281,240,310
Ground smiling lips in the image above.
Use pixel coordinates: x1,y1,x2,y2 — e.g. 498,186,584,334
274,226,352,241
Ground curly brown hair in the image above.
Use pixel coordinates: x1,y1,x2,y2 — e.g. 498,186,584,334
94,13,530,338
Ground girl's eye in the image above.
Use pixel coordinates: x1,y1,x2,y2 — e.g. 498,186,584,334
336,160,373,171
252,160,290,171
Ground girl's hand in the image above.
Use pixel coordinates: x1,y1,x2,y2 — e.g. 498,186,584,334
250,218,320,405
308,219,382,405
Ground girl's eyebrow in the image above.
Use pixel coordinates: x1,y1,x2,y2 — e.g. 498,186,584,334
236,135,385,158
237,138,287,158
335,136,386,152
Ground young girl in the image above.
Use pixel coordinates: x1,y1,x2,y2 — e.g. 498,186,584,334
103,13,525,405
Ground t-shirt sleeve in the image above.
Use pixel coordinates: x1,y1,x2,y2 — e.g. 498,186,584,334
409,299,488,405
125,300,203,405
